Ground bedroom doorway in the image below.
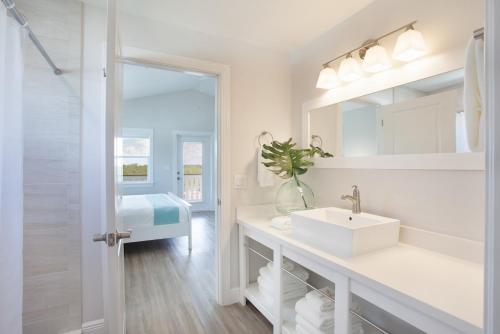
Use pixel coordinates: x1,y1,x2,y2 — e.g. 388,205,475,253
116,59,227,333
176,134,214,212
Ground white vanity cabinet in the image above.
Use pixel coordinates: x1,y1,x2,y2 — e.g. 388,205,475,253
237,205,483,334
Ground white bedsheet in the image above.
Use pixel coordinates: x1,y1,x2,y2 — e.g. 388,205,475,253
118,193,189,229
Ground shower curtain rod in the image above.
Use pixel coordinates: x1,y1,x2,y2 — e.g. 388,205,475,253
1,0,62,75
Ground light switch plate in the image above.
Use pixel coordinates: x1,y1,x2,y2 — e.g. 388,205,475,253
234,174,248,189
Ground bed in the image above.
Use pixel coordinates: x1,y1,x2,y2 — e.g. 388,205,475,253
118,192,192,249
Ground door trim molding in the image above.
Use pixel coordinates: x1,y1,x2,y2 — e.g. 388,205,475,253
485,0,500,332
119,47,232,305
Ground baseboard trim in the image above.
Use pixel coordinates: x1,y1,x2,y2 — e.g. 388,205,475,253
82,319,105,334
223,287,240,305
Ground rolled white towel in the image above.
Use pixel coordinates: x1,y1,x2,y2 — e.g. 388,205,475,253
296,315,332,334
305,287,335,312
295,298,334,330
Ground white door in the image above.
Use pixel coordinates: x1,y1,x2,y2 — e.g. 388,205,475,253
377,89,459,155
93,1,129,333
176,134,214,211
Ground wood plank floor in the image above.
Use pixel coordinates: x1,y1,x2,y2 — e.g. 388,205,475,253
124,211,273,334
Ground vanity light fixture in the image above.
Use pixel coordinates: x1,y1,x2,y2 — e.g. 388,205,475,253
316,65,339,89
392,25,428,62
362,44,392,73
316,21,426,89
338,54,363,82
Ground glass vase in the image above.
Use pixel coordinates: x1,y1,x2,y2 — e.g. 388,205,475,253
275,176,315,215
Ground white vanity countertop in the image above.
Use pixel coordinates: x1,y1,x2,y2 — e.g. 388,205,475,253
237,205,484,333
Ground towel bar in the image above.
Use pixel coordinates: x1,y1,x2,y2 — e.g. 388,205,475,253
245,243,391,334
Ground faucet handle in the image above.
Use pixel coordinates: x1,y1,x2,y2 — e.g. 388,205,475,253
352,185,358,190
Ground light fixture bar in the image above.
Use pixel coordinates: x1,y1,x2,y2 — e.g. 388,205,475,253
321,20,417,67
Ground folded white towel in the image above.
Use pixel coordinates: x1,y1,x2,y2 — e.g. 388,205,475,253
258,275,307,301
270,216,291,230
305,287,335,312
295,298,334,330
268,261,310,282
259,289,273,311
283,296,302,322
282,324,295,334
296,316,364,334
257,147,275,187
352,321,365,334
259,266,307,292
267,260,295,272
296,315,332,334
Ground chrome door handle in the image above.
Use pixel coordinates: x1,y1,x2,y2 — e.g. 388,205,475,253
93,230,132,247
116,230,132,241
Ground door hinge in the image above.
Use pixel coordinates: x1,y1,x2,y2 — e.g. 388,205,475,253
102,67,107,78
217,198,222,206
381,119,384,127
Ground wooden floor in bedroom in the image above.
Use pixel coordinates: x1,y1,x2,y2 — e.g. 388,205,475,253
124,211,273,334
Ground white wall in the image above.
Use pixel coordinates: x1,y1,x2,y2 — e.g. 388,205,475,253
81,3,292,325
121,90,215,196
292,0,485,243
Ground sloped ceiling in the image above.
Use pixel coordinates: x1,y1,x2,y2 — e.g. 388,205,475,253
86,0,374,53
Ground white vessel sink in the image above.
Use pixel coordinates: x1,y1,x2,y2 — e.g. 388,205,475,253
290,207,400,257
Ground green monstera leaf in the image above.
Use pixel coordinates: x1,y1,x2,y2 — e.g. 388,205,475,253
261,138,333,180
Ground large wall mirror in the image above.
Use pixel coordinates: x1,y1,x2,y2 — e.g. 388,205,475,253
305,68,485,170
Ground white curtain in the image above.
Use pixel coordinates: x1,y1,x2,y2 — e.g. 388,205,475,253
0,7,24,334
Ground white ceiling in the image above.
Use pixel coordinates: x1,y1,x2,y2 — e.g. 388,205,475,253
88,0,374,53
123,64,216,100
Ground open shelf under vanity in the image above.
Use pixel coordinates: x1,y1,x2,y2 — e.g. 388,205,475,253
237,205,483,334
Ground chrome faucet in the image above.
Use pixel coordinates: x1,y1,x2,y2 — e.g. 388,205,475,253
341,185,361,214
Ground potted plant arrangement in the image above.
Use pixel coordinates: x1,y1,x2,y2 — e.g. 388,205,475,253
261,138,333,214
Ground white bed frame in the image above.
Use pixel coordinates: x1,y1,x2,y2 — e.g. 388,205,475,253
123,192,192,250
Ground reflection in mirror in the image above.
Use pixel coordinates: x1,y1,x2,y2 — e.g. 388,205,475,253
309,69,476,157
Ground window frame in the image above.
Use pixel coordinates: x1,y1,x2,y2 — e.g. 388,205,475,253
117,128,154,185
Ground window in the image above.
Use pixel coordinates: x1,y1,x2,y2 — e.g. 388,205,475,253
117,128,153,184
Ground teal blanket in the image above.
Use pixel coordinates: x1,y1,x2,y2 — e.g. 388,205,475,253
145,194,180,225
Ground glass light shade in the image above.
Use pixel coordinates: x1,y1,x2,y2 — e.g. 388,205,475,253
338,56,363,82
392,29,428,62
362,45,391,73
316,66,339,89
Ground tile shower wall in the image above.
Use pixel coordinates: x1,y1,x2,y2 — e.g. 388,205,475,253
18,0,82,333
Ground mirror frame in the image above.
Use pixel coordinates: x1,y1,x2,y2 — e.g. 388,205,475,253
302,48,485,170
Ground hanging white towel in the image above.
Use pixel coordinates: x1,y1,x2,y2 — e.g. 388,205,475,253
257,146,275,187
464,37,485,152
